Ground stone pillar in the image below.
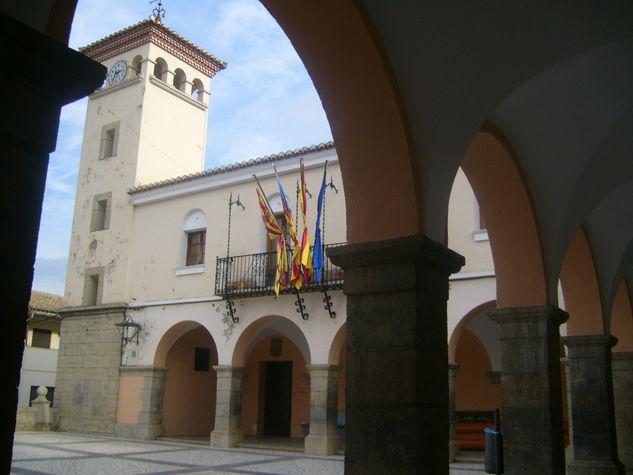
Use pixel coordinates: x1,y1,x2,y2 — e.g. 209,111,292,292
561,357,574,467
210,366,245,448
305,364,342,456
448,363,460,462
489,305,568,474
612,352,633,473
562,335,625,474
115,366,168,440
0,11,104,472
31,386,52,430
328,235,464,474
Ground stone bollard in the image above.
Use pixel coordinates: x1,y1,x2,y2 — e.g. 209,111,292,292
31,386,52,430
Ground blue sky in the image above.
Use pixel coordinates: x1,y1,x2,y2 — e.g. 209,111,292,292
33,0,332,295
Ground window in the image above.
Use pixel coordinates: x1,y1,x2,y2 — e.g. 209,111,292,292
99,121,119,159
186,230,206,266
194,347,210,371
173,68,187,92
191,78,204,102
153,57,168,82
131,55,143,76
83,267,104,306
90,192,112,231
31,329,52,349
180,210,207,270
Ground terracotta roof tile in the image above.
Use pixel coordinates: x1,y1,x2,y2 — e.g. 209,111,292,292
29,291,63,313
129,141,335,194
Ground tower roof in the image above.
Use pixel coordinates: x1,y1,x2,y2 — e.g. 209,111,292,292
79,17,227,77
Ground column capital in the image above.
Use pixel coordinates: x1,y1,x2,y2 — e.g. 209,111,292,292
489,305,568,338
328,234,464,274
212,365,245,374
448,362,460,371
562,334,618,352
306,364,343,372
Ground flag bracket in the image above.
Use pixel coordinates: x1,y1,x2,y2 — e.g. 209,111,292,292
294,288,309,320
322,286,336,319
225,297,239,323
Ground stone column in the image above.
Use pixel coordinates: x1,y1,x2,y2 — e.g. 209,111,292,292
115,366,168,440
448,363,460,462
489,305,568,474
328,235,464,474
612,352,633,473
305,364,342,456
561,357,574,467
31,386,52,430
0,11,104,472
210,366,245,448
562,335,625,474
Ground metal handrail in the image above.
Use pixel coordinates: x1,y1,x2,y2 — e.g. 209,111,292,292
215,242,345,298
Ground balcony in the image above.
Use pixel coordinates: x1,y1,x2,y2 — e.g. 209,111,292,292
215,242,345,299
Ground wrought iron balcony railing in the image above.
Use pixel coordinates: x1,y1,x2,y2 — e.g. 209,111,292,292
215,242,345,298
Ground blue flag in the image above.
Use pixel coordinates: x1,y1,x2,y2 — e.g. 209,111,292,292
313,161,328,283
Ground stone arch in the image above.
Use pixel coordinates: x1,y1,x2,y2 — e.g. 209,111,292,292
154,321,218,436
559,227,605,335
153,57,168,82
448,300,496,364
131,55,143,76
191,78,204,102
173,68,186,92
461,124,548,307
261,1,420,243
234,316,311,438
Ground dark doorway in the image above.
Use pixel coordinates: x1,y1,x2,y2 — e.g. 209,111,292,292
263,361,293,437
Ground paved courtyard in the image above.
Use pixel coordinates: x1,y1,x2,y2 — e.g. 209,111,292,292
11,432,485,474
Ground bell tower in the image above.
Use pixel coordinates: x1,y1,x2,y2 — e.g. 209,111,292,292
64,16,226,306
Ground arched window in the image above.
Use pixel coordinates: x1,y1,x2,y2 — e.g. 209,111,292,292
131,55,143,76
191,78,205,102
173,68,187,92
182,209,207,267
153,57,168,82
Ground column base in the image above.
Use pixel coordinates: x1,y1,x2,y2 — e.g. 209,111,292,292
114,422,163,440
449,440,461,462
568,459,625,475
210,427,244,448
305,433,342,456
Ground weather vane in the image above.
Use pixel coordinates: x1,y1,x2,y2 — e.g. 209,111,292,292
150,0,166,21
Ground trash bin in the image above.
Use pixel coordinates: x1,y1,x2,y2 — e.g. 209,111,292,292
484,427,504,474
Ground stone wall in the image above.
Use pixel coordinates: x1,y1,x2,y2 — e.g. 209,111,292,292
56,304,126,433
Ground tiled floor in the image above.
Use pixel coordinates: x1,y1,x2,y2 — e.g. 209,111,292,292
11,432,486,474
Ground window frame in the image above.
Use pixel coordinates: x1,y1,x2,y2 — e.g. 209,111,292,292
99,121,120,159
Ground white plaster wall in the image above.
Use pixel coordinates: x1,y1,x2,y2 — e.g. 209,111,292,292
131,290,346,367
18,347,58,407
447,276,497,342
448,168,495,274
127,153,345,302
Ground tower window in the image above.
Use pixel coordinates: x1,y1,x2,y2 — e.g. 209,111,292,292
100,122,119,159
83,267,104,306
90,192,112,232
153,57,168,82
186,230,206,266
173,68,187,92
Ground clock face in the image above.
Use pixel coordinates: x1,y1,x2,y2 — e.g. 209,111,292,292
107,60,128,86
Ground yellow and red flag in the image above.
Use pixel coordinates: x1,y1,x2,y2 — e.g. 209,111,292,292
273,165,303,289
255,177,288,295
299,159,312,282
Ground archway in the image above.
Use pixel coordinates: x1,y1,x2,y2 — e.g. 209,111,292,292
155,321,218,436
235,316,311,440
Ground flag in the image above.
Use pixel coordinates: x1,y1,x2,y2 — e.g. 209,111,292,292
274,165,303,289
255,177,287,295
313,161,328,284
299,159,312,281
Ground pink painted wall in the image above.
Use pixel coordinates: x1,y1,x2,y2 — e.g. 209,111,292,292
240,335,310,439
162,326,218,435
116,375,143,424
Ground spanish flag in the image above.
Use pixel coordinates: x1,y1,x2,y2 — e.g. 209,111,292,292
274,165,303,289
299,159,312,281
255,177,288,295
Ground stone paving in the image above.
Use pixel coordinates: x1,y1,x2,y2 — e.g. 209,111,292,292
11,432,486,474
